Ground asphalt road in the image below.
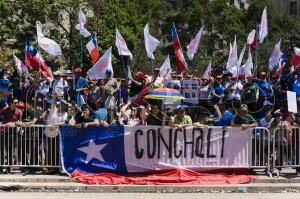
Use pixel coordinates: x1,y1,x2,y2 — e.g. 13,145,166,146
0,193,300,199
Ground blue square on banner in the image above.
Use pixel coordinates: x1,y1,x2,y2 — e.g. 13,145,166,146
60,125,127,174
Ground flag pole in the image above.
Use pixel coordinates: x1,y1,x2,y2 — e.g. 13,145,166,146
255,23,259,77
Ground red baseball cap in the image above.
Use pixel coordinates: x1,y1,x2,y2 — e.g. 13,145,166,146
74,68,82,73
18,101,25,108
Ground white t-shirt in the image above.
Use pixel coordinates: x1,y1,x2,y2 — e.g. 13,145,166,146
44,106,68,138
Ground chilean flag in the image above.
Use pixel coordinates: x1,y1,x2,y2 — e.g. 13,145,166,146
86,34,100,64
26,41,52,78
171,24,188,74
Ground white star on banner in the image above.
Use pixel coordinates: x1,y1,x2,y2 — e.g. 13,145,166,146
77,140,108,163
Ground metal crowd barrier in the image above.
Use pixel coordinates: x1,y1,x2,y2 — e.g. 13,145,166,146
0,125,61,169
1,124,300,177
272,127,300,176
250,127,271,177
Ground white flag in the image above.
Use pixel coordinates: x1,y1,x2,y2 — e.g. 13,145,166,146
269,39,281,71
259,7,268,43
203,60,212,79
238,44,246,69
76,9,91,38
13,53,28,76
36,22,62,56
247,29,256,45
226,36,238,75
187,26,204,60
244,47,253,77
127,66,132,79
115,28,133,60
159,55,172,80
87,47,112,79
144,23,160,59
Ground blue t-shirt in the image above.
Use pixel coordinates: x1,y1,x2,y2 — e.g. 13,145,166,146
0,78,10,108
213,84,225,96
71,77,88,101
293,80,300,97
215,111,233,126
94,108,108,121
258,81,272,98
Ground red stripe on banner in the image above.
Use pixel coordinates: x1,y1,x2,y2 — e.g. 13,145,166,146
72,168,255,185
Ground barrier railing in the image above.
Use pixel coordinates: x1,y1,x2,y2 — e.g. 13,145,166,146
250,127,271,176
1,124,300,177
272,127,300,176
0,125,60,168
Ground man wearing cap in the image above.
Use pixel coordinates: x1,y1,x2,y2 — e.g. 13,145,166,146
224,74,243,104
71,68,88,106
50,71,68,100
170,106,193,128
102,69,119,110
242,75,259,111
129,71,146,97
232,104,257,130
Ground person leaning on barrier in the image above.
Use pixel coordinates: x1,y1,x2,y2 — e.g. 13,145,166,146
194,104,221,127
75,104,108,128
0,96,23,173
170,106,193,129
231,104,257,130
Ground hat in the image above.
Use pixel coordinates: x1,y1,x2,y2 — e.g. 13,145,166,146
260,71,267,77
18,101,25,108
154,68,160,71
216,75,223,79
64,70,72,74
201,77,210,80
247,74,253,79
240,104,248,111
135,71,145,78
53,71,61,76
74,68,82,73
105,69,112,74
177,106,185,112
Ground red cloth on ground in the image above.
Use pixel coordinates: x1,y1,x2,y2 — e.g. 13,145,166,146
72,168,256,185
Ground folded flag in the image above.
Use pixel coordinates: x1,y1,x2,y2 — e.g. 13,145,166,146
13,53,28,76
187,25,204,60
115,28,133,59
171,24,188,74
247,29,256,50
87,46,112,79
36,21,62,56
26,41,52,78
144,23,160,59
76,9,91,38
86,33,100,63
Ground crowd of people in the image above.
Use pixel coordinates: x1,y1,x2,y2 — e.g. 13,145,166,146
0,63,300,174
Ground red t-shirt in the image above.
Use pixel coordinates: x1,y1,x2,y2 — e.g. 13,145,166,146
0,107,22,124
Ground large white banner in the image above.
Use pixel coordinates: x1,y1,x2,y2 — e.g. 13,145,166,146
124,126,252,172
